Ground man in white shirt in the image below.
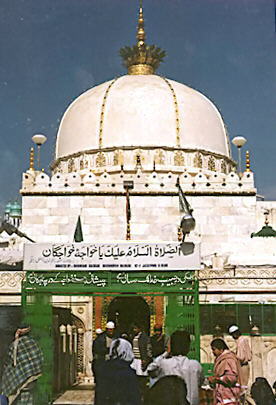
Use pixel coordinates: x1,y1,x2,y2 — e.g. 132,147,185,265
147,330,204,405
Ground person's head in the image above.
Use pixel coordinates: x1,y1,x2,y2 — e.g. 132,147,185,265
153,324,163,337
95,328,103,336
106,321,115,337
251,377,275,405
170,330,190,356
228,325,241,340
120,332,129,341
132,322,142,336
109,338,134,363
211,338,229,358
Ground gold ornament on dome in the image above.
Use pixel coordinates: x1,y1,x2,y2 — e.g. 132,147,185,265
113,150,123,166
119,3,166,75
135,153,142,168
221,160,227,174
174,151,184,166
80,159,84,170
98,78,118,149
154,150,165,165
128,64,154,75
208,156,216,171
68,158,75,173
194,152,203,168
162,78,180,147
96,152,106,167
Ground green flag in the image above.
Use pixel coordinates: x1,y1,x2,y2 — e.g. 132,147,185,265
74,215,83,242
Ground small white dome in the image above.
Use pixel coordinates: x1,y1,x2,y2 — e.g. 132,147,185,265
55,75,230,160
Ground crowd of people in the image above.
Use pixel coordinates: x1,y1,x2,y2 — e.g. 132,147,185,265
0,322,275,405
92,322,276,405
92,321,203,405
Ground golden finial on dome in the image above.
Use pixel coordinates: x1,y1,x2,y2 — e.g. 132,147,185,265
137,1,146,48
29,147,35,171
120,1,166,75
245,150,251,172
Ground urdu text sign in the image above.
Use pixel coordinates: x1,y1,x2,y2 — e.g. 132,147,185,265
23,242,200,271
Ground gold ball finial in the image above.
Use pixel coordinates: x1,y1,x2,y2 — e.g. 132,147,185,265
136,5,146,48
245,150,251,172
29,147,35,171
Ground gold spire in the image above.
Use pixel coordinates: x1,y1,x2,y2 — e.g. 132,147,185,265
29,147,35,171
120,1,166,75
136,2,146,48
245,150,251,172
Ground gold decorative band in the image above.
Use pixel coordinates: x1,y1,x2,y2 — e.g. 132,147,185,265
128,64,154,75
161,77,181,148
98,78,118,149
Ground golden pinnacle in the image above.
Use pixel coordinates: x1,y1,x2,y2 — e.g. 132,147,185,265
245,150,251,172
136,4,146,48
29,147,35,171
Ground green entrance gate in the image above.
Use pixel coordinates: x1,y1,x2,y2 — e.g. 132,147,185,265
22,270,199,404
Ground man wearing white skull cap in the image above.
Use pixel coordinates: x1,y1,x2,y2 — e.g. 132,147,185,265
228,325,252,397
92,320,116,404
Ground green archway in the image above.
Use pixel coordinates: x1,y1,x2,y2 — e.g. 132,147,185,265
22,270,199,404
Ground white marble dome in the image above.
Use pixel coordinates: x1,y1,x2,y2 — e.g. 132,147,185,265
55,75,230,160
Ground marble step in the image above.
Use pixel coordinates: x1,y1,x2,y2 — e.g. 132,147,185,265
53,387,94,405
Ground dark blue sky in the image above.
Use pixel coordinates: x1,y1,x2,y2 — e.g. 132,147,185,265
0,0,275,213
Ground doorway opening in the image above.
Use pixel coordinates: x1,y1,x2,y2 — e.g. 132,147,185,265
107,296,150,335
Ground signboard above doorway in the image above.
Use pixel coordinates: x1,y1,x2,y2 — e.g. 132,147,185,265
24,242,200,271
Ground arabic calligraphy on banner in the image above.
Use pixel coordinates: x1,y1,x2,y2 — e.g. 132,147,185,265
26,271,195,290
23,242,200,271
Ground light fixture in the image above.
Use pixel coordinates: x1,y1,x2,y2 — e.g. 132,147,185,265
32,133,47,170
232,136,247,175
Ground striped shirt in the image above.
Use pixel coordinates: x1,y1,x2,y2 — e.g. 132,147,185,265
133,333,141,359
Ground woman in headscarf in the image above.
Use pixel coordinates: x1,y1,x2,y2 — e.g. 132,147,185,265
250,377,276,405
98,338,141,405
208,338,242,405
1,325,43,405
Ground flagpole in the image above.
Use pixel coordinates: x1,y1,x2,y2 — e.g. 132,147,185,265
126,188,131,240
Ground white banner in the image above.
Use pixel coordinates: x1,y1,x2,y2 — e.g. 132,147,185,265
23,242,201,271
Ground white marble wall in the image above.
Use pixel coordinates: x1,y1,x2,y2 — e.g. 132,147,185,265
21,193,265,259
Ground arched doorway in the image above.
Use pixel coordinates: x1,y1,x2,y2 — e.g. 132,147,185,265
107,296,150,335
